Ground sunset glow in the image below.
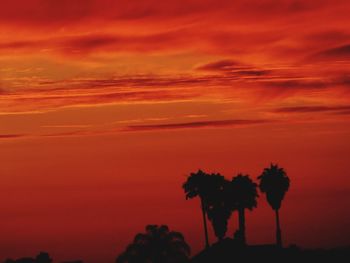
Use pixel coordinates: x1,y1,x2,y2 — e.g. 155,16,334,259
1,1,350,262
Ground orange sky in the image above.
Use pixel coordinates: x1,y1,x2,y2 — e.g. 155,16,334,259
1,1,350,262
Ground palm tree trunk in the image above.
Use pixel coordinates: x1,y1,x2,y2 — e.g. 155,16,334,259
201,199,210,248
275,209,282,247
238,208,246,245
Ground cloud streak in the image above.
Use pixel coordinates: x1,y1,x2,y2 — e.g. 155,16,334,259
0,134,26,139
2,67,350,114
0,118,272,141
196,59,271,78
1,0,350,131
124,119,271,131
312,44,350,60
274,105,350,114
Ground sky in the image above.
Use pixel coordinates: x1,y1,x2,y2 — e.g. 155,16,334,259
1,0,350,262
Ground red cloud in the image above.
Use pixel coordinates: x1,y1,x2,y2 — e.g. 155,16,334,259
0,134,25,139
196,60,245,71
273,105,350,114
311,44,350,61
124,119,271,131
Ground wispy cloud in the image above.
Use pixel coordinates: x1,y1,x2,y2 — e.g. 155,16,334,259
273,105,350,114
311,44,350,60
2,68,350,114
0,118,273,141
0,134,26,139
1,0,350,128
124,119,271,132
196,59,271,78
41,125,92,128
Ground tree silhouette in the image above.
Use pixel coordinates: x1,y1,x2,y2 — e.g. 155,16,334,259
183,170,211,248
229,174,258,245
4,252,52,263
116,225,190,263
35,252,52,263
205,174,231,241
258,164,290,247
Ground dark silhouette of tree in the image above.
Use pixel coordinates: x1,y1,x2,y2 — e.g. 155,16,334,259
183,170,211,248
4,252,52,263
205,174,231,241
116,225,190,263
35,252,52,263
258,164,290,247
229,174,258,245
11,259,34,263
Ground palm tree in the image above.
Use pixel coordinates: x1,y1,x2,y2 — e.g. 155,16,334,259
183,170,211,248
229,174,258,245
116,225,190,263
258,164,290,247
205,174,232,241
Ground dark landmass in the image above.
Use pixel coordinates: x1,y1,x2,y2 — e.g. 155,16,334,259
3,242,350,263
191,239,350,262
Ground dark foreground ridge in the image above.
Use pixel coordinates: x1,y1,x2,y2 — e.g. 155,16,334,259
4,252,82,263
191,239,350,263
4,243,350,263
